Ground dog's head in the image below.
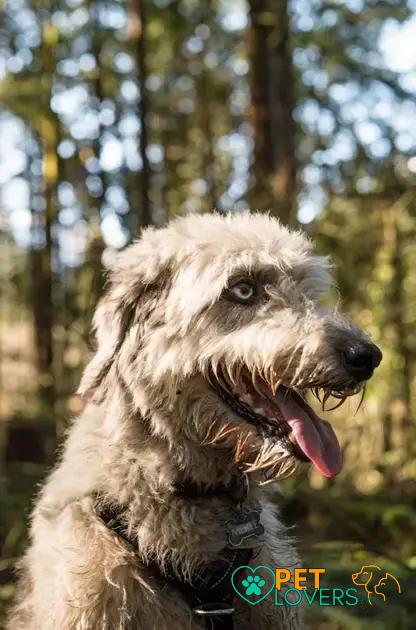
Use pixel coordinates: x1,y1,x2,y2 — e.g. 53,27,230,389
79,213,381,482
352,565,381,589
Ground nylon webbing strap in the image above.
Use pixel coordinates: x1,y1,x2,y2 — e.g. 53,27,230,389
96,502,253,630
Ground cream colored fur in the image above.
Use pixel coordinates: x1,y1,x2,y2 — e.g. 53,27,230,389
8,212,370,630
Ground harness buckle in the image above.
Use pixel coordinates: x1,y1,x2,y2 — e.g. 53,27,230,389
193,602,235,617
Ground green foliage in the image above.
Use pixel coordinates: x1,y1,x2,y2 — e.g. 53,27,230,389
1,1,416,626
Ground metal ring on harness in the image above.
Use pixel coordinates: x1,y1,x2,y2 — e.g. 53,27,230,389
193,603,235,616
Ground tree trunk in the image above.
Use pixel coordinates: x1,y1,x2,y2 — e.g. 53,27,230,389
84,0,106,307
129,0,152,231
31,22,60,421
247,0,297,225
389,206,412,455
198,65,218,212
90,0,106,219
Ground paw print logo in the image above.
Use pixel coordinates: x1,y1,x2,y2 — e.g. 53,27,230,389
242,574,266,597
232,565,275,605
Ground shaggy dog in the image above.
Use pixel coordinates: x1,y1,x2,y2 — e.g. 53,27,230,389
8,213,381,629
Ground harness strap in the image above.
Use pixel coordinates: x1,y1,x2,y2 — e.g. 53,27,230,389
96,502,253,630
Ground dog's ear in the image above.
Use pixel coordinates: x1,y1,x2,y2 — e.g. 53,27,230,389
78,241,168,403
77,286,135,403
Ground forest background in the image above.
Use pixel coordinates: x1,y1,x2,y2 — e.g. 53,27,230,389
1,1,416,627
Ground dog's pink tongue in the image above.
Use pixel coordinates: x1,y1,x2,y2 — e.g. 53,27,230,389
276,392,342,478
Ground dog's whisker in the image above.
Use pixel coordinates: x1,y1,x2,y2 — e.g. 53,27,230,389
234,430,248,454
322,390,331,411
208,423,239,445
326,396,347,411
234,431,252,462
201,418,220,445
355,386,366,414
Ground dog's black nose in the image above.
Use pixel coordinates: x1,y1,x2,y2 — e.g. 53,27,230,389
343,343,382,380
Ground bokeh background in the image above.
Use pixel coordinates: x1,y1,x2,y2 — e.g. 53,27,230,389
1,0,416,627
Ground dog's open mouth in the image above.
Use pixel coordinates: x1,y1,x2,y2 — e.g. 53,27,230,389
212,368,343,478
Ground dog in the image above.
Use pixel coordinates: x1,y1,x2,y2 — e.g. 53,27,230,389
8,213,382,629
352,565,401,605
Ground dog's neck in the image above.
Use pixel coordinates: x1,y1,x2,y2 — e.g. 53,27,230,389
93,382,266,573
100,378,250,504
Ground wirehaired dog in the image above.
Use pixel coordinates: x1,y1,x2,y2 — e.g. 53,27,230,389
8,213,381,629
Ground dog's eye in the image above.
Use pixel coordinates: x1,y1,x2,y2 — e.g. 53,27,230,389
228,281,256,304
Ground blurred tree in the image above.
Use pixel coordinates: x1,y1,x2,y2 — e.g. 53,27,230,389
130,0,152,227
248,0,297,224
33,20,60,418
290,0,416,473
1,2,416,621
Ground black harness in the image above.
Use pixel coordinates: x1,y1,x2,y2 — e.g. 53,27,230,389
95,479,263,629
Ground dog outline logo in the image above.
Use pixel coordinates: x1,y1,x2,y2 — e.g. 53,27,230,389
351,564,401,605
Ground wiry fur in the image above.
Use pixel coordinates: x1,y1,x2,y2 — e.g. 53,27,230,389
8,213,372,629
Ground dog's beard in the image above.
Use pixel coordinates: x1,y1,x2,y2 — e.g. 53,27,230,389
209,365,363,479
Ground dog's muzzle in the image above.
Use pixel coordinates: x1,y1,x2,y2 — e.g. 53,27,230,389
211,367,345,478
